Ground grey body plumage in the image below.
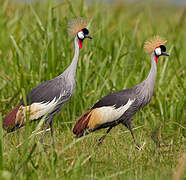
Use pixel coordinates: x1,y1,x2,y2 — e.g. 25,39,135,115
15,36,79,130
93,52,157,121
4,27,92,144
73,43,169,148
9,37,80,140
23,36,80,113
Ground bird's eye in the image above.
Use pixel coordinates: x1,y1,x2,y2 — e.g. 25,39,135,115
160,45,166,52
77,31,84,39
155,47,161,56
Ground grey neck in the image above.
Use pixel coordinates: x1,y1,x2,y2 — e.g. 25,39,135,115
144,52,157,86
136,52,157,104
61,36,80,80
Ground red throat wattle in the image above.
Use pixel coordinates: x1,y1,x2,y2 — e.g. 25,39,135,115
155,56,158,63
79,40,83,49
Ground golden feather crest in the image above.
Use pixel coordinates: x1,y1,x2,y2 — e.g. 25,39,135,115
67,18,89,37
144,36,167,53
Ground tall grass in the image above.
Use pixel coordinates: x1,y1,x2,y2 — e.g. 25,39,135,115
0,0,185,179
0,114,3,170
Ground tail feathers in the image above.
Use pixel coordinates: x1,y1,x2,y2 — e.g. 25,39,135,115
3,105,20,131
73,110,92,137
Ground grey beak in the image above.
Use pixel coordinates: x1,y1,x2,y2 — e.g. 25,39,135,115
162,52,170,56
85,35,93,39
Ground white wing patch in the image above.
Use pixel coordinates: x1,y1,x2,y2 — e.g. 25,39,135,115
15,94,64,125
98,98,135,124
29,97,59,120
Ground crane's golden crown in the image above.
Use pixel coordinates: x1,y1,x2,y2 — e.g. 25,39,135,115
144,36,167,54
67,18,89,37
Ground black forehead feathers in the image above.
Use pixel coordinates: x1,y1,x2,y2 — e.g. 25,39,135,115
160,45,166,52
82,28,89,35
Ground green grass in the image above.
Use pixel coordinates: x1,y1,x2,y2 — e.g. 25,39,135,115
0,0,186,179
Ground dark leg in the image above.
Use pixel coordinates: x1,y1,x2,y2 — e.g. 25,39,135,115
49,121,55,147
97,126,113,146
40,117,53,144
122,121,141,150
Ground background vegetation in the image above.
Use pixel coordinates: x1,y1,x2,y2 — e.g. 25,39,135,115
0,0,185,179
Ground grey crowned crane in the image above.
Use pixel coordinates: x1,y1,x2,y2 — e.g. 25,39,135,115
73,36,169,149
3,18,92,144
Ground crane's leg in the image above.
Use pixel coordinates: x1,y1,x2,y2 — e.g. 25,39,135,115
122,121,141,150
49,120,55,147
97,126,113,146
40,117,53,144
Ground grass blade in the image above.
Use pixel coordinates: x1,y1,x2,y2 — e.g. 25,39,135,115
0,114,3,170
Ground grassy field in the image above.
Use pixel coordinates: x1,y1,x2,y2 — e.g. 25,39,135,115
0,0,186,179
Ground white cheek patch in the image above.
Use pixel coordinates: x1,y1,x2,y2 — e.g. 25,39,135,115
98,98,135,124
77,31,84,39
155,47,161,56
